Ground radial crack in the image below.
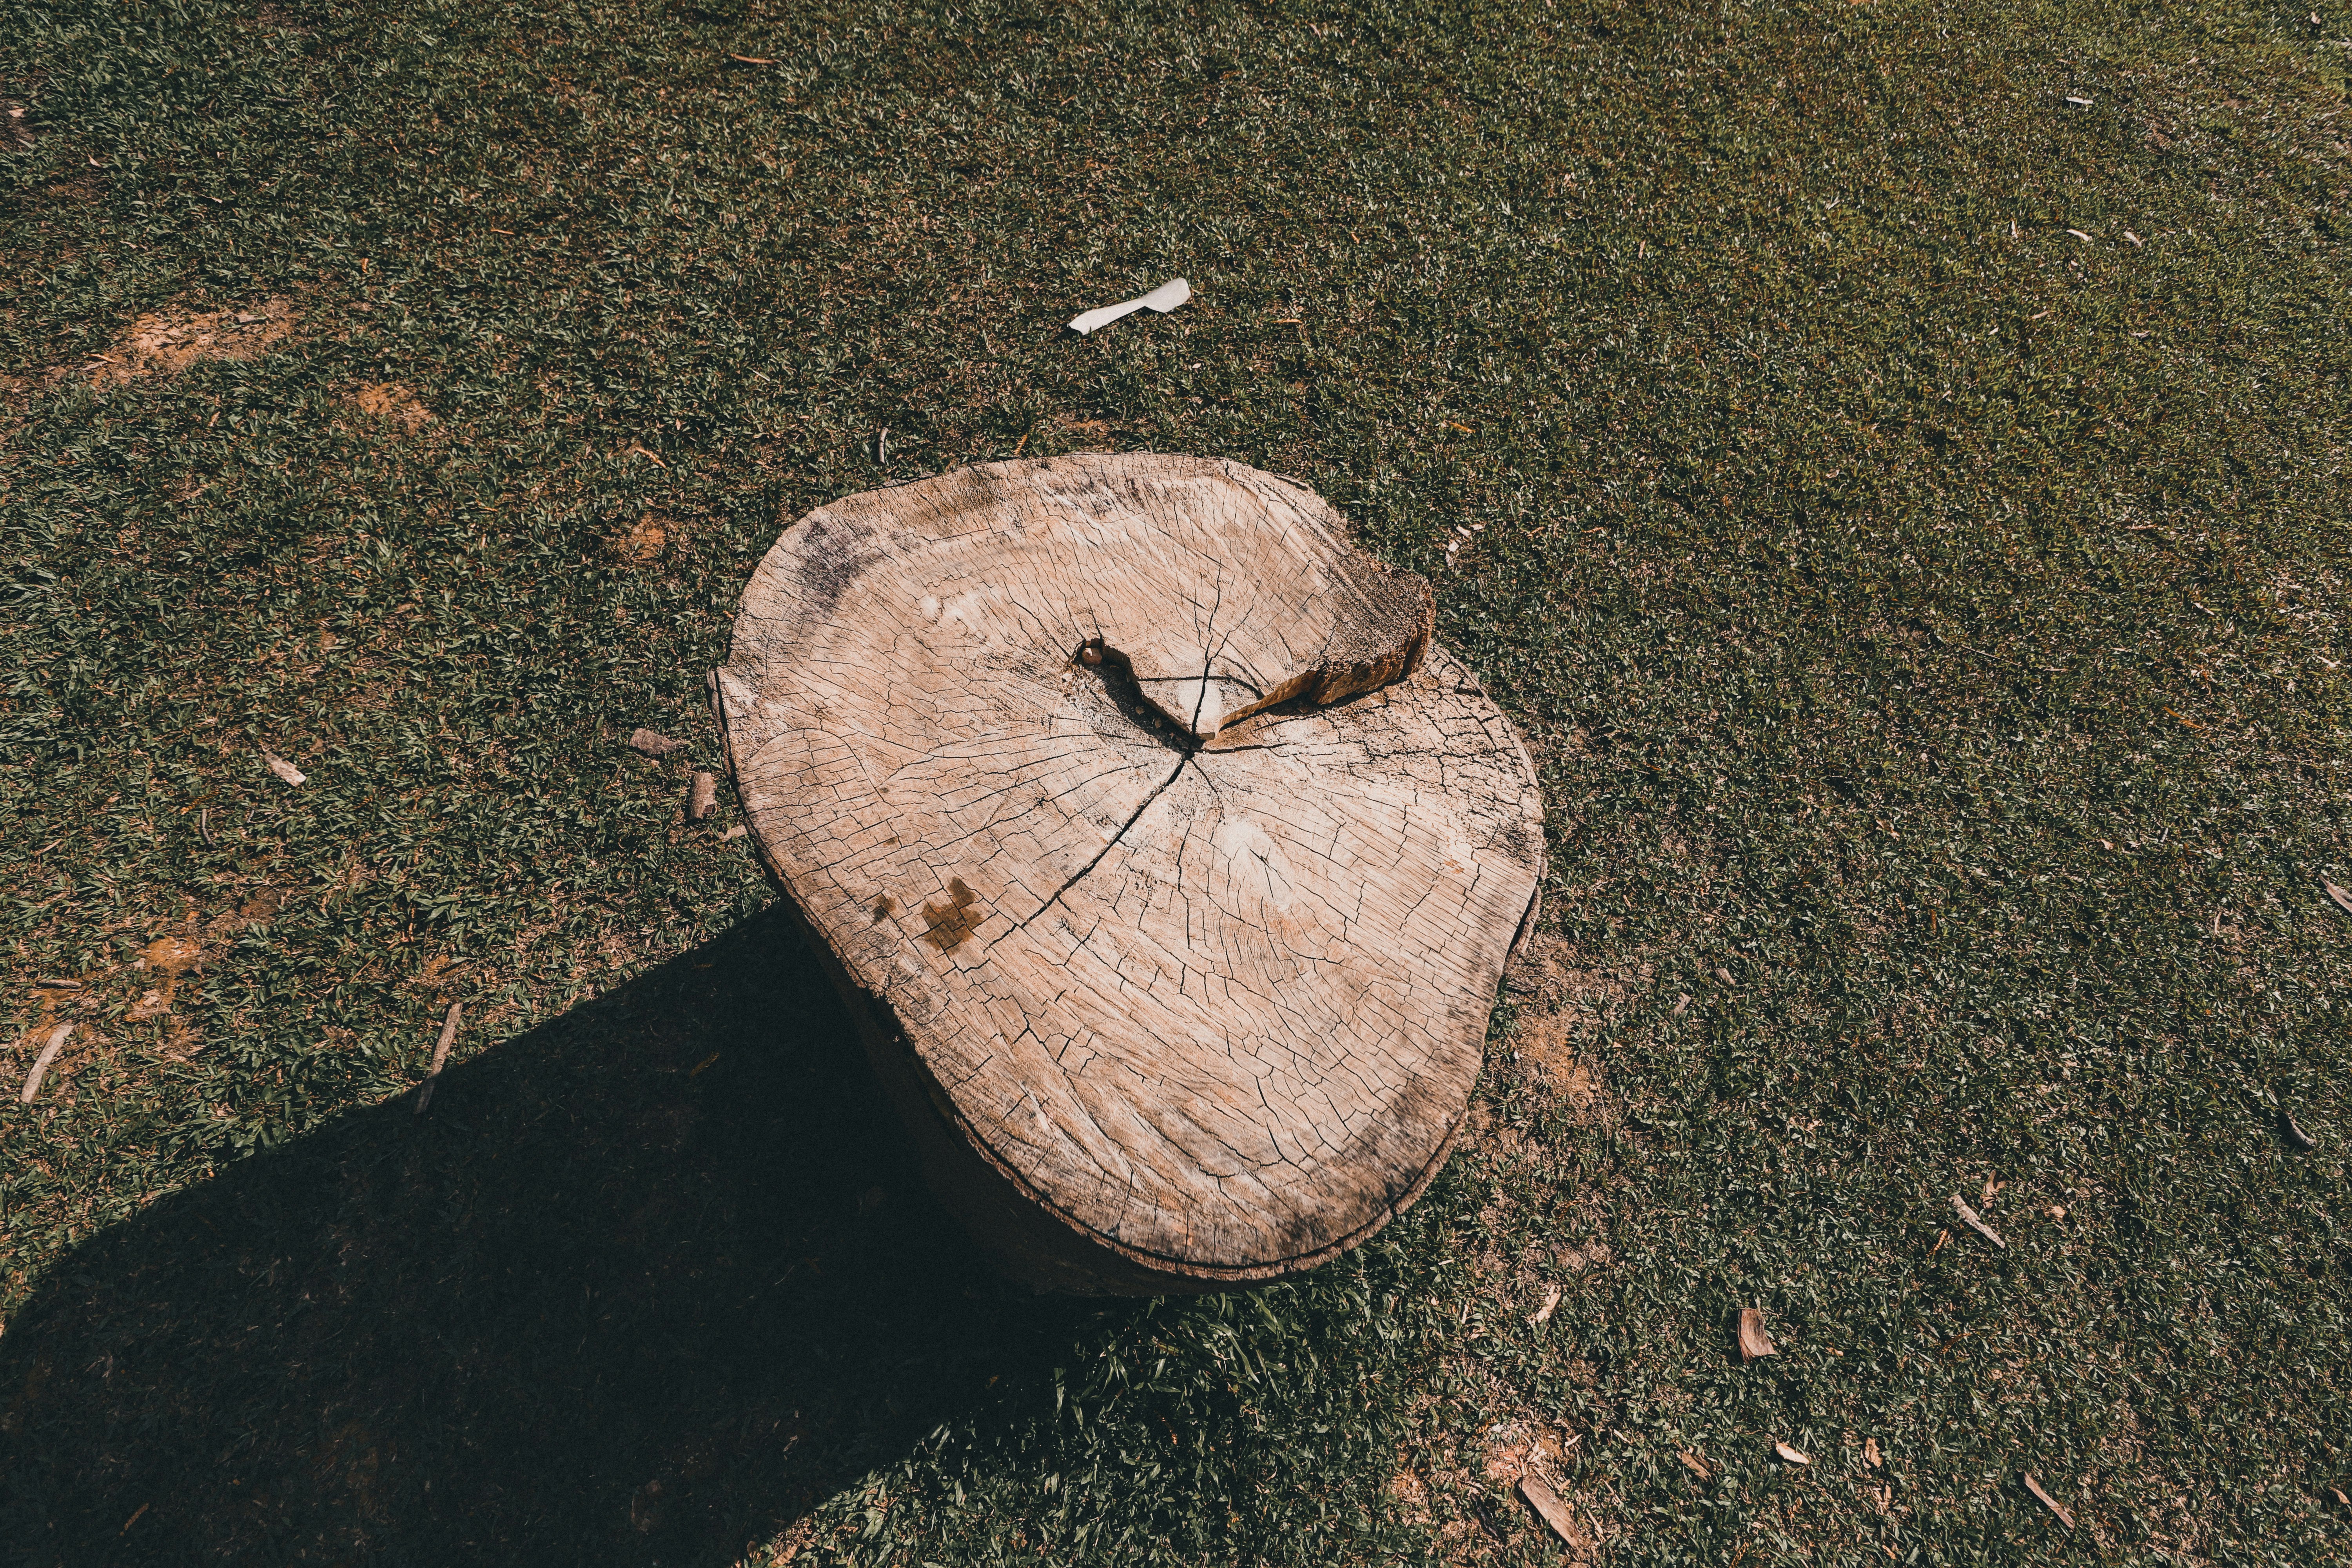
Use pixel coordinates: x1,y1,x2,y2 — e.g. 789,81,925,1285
1006,752,1192,935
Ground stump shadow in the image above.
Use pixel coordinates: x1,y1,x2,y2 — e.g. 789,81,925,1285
0,906,1078,1566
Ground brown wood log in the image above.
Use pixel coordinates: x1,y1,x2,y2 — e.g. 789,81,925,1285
715,454,1543,1292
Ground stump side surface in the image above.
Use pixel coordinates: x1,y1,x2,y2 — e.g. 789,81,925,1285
718,455,1543,1279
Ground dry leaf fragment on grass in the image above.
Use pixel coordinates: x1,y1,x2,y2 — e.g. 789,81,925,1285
629,728,686,758
412,1002,463,1115
1951,1194,2005,1249
1515,1475,1588,1549
1530,1284,1563,1325
1736,1306,1777,1361
1864,1436,1882,1468
1774,1441,1811,1465
2324,879,2352,918
687,771,719,822
2022,1472,2075,1529
1679,1450,1711,1479
262,748,306,786
20,1023,71,1103
88,298,300,387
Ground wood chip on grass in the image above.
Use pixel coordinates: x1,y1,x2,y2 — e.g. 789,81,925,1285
1530,1284,1562,1325
20,1023,71,1103
1735,1306,1777,1360
1774,1441,1811,1465
263,748,307,786
686,770,719,822
629,728,687,758
1951,1194,2005,1249
412,1003,462,1115
2323,878,2352,918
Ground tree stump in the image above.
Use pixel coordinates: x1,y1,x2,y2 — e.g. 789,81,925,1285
714,455,1544,1293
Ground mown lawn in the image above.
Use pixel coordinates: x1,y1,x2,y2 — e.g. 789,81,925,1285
3,0,2349,1563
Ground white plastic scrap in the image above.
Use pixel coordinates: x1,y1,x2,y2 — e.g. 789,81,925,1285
1068,278,1191,336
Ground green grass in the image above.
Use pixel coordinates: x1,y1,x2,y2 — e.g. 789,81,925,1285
3,0,2350,1562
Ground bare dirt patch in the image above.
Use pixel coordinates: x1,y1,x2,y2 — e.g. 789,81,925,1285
1500,932,1649,1126
347,381,434,434
87,298,301,388
614,511,671,565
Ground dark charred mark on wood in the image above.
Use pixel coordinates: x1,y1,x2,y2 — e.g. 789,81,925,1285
920,878,981,951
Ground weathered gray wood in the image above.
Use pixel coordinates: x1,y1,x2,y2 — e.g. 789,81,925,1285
716,454,1543,1292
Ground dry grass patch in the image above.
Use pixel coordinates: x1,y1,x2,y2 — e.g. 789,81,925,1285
86,297,301,387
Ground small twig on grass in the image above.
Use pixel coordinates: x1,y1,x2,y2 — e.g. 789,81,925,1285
20,1023,71,1103
2022,1472,2075,1529
413,1003,462,1115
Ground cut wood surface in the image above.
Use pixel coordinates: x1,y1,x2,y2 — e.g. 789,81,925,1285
716,454,1544,1291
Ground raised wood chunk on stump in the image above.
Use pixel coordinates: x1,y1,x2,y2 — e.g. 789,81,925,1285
715,454,1544,1293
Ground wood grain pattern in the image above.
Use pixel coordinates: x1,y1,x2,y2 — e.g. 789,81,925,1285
715,454,1544,1291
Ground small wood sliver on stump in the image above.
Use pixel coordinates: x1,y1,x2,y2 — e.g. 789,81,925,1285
715,454,1544,1293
